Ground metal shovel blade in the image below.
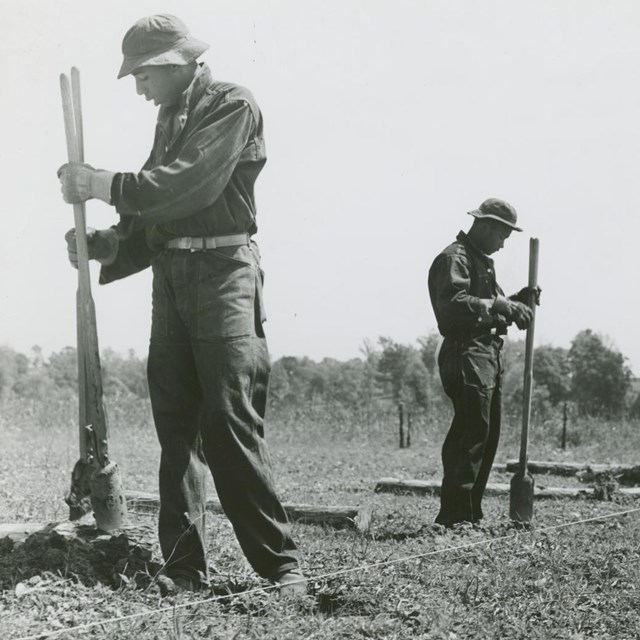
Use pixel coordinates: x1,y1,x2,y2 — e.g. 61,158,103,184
90,462,127,531
509,470,535,522
65,459,127,530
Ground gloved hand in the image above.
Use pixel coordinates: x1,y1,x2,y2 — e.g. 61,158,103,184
491,295,534,330
510,285,542,306
65,227,119,269
57,163,115,204
508,300,533,330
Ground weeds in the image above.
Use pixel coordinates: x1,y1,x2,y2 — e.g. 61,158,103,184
2,393,640,638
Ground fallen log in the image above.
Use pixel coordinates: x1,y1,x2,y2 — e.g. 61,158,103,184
505,460,640,485
374,478,640,500
125,491,370,530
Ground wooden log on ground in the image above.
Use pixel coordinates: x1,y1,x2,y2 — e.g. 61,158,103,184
126,491,368,530
505,460,640,484
374,478,640,500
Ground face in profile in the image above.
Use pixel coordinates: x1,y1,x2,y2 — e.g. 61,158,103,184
482,220,512,255
132,65,186,107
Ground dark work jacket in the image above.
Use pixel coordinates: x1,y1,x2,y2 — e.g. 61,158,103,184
428,231,507,340
100,63,266,284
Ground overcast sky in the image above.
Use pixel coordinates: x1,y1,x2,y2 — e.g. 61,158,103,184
1,0,639,374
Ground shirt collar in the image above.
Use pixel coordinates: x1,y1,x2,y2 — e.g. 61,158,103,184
157,63,213,124
457,230,494,266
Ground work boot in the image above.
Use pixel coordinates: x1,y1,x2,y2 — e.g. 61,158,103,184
274,569,307,598
156,570,209,596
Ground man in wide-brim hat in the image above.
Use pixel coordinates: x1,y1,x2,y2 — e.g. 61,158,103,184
58,14,305,596
428,198,539,526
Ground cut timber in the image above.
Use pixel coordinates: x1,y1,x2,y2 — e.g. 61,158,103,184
374,478,640,500
505,460,640,485
126,491,369,530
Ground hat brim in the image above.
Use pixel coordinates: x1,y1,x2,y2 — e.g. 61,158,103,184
467,210,523,232
117,38,209,79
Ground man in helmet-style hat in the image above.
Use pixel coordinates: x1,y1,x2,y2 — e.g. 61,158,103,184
428,198,540,527
58,14,304,595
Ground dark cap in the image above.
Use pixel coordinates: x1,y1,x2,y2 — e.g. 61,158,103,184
118,14,209,79
467,198,522,232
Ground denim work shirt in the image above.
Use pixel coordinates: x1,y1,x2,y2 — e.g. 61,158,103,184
428,231,507,340
100,63,266,284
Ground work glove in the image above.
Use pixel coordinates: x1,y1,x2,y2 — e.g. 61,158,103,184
57,162,115,204
510,285,542,306
65,227,119,269
507,301,533,330
491,295,534,330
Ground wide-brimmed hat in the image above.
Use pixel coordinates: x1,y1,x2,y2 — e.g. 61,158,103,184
467,198,522,232
117,14,209,79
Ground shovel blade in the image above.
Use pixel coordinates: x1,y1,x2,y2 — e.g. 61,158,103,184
90,462,128,531
65,459,128,530
510,471,535,522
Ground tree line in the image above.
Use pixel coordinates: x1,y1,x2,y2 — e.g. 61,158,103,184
0,329,637,427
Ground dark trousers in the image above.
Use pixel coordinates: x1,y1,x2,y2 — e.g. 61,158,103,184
435,335,503,526
147,243,298,582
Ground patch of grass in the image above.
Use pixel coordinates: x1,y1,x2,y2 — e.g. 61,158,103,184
2,394,640,638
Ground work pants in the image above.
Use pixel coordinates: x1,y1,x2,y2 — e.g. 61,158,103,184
146,242,299,583
435,335,503,526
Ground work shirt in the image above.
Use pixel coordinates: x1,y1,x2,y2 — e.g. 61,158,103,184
100,63,266,284
428,231,507,339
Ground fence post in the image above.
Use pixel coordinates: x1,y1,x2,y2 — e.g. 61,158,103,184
398,402,405,448
561,402,567,450
406,411,412,447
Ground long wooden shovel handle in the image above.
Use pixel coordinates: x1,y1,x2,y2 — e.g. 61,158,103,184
60,70,109,466
60,74,92,291
71,68,84,163
61,72,91,459
519,237,539,471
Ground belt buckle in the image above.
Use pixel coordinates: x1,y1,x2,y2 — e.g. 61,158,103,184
190,237,207,252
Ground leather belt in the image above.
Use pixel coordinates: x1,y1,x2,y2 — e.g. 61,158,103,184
446,327,506,342
165,233,250,251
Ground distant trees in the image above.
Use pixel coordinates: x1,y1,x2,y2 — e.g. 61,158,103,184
269,354,383,428
0,345,29,399
376,338,429,408
0,345,149,400
502,331,634,419
270,328,637,429
0,327,636,424
533,346,572,406
102,349,149,398
568,329,632,417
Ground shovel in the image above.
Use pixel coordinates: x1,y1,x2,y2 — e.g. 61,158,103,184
509,237,539,522
60,67,127,531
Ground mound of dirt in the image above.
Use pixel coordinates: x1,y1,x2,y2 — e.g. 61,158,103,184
0,521,163,590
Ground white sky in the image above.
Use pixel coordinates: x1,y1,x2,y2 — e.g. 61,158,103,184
1,0,639,374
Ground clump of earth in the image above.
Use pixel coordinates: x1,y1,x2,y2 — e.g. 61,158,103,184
0,522,161,590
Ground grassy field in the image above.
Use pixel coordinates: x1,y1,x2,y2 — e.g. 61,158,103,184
1,393,640,639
